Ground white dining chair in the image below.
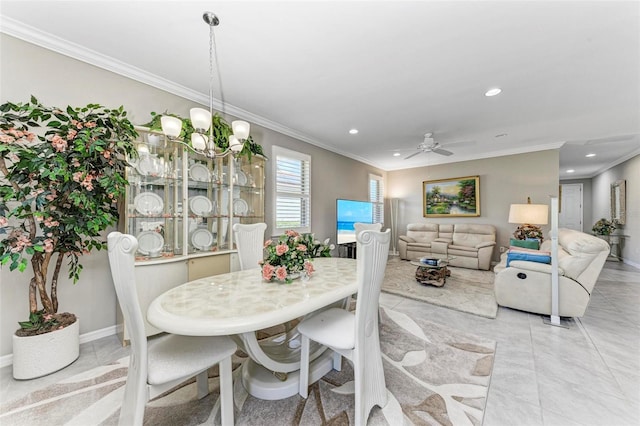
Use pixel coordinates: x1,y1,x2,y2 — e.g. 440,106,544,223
353,222,382,237
298,229,391,425
233,222,267,270
107,232,237,426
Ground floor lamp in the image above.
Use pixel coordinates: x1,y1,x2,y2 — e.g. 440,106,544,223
389,198,399,256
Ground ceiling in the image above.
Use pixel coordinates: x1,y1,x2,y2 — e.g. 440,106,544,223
2,1,639,178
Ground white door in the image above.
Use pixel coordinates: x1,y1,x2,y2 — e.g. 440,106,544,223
559,184,583,231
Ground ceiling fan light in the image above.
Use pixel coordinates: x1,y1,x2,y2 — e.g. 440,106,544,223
161,116,182,138
232,120,250,140
190,108,212,132
485,88,502,97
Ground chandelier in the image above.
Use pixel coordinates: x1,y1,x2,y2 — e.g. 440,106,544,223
160,12,250,158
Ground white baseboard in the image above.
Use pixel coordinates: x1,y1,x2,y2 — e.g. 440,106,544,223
0,325,117,369
622,258,640,269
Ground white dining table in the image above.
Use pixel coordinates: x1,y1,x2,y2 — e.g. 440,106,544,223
147,257,358,400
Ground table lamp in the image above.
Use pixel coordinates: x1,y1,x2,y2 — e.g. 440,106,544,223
508,197,549,241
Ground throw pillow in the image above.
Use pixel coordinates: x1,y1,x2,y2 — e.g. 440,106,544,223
510,238,539,250
506,251,551,266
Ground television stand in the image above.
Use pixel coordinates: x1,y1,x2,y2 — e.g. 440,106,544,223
338,242,357,259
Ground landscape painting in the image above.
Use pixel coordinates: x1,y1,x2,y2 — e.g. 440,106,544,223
423,176,480,217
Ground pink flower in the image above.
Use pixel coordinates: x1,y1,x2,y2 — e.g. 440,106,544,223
72,172,84,182
71,158,81,167
275,266,288,281
67,129,77,140
0,133,15,144
0,216,8,227
296,244,307,252
304,261,315,276
285,230,299,237
102,150,111,159
44,217,59,227
264,239,272,248
262,264,275,280
51,135,67,152
85,121,97,128
275,244,289,256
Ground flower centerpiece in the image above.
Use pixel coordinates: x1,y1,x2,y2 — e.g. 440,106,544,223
261,230,334,283
592,218,617,236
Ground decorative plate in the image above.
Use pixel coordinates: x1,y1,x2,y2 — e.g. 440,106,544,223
136,231,164,256
189,195,213,216
134,192,164,215
233,198,249,215
136,154,162,176
191,228,214,250
189,163,210,182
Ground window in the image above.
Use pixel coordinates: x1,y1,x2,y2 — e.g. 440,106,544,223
369,174,384,224
273,146,311,233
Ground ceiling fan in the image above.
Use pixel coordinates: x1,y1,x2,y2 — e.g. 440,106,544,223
404,133,454,159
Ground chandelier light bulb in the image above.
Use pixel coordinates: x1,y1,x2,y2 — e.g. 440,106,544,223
232,120,250,140
190,108,212,132
160,116,182,138
229,134,244,153
191,133,207,151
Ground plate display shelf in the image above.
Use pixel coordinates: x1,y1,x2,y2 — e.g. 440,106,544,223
117,127,265,343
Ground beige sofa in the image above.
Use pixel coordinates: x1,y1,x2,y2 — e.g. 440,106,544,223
398,223,496,270
494,228,609,317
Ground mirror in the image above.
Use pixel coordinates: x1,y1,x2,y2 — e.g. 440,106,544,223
611,180,626,225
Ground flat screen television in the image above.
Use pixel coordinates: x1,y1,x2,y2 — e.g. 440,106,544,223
336,199,373,245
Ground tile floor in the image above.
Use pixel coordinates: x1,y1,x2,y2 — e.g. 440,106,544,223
1,260,638,425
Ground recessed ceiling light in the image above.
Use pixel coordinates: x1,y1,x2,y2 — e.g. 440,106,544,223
566,169,575,173
585,153,596,157
349,129,358,135
485,88,502,97
393,152,401,157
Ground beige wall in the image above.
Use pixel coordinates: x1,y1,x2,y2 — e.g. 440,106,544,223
0,34,383,357
386,150,560,258
592,155,639,266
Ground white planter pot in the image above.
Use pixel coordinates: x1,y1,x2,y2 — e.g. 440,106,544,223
12,318,80,380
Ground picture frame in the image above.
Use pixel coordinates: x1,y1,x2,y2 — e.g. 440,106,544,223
423,175,480,217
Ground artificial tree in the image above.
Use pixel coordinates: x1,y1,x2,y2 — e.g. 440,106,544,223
0,96,137,336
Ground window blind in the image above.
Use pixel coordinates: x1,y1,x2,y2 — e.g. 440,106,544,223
369,174,384,224
274,147,311,232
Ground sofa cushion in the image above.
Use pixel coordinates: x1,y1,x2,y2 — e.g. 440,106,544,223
406,223,439,243
452,224,496,247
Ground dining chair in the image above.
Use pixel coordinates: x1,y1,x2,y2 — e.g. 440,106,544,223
353,222,382,237
107,232,237,426
233,222,267,270
298,229,391,425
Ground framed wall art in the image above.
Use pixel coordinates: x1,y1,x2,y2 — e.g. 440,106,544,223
423,175,480,217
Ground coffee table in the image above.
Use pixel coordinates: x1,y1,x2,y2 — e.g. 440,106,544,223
410,258,452,287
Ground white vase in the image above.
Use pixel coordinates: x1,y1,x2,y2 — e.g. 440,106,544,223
12,318,80,380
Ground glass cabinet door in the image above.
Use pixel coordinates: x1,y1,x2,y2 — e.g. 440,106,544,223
125,133,183,259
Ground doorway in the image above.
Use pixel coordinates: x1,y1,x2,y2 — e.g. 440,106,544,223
559,183,583,231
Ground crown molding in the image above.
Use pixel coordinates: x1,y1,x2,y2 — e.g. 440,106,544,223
0,16,386,167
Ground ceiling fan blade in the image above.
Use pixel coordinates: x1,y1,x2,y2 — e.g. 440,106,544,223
432,148,453,156
404,151,423,160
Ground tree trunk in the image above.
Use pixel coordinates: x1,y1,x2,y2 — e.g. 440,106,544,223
31,253,54,314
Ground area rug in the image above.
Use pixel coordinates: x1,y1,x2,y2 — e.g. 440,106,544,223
382,258,498,319
0,307,496,426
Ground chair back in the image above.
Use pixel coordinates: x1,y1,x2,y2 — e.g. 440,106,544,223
354,229,390,344
107,232,148,371
354,222,382,237
233,222,267,270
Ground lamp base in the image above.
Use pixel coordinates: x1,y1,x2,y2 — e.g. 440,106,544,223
513,224,544,242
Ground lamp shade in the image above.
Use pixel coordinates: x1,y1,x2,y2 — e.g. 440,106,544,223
190,108,212,132
508,203,549,225
229,135,243,153
231,120,250,140
160,116,182,138
191,133,207,151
